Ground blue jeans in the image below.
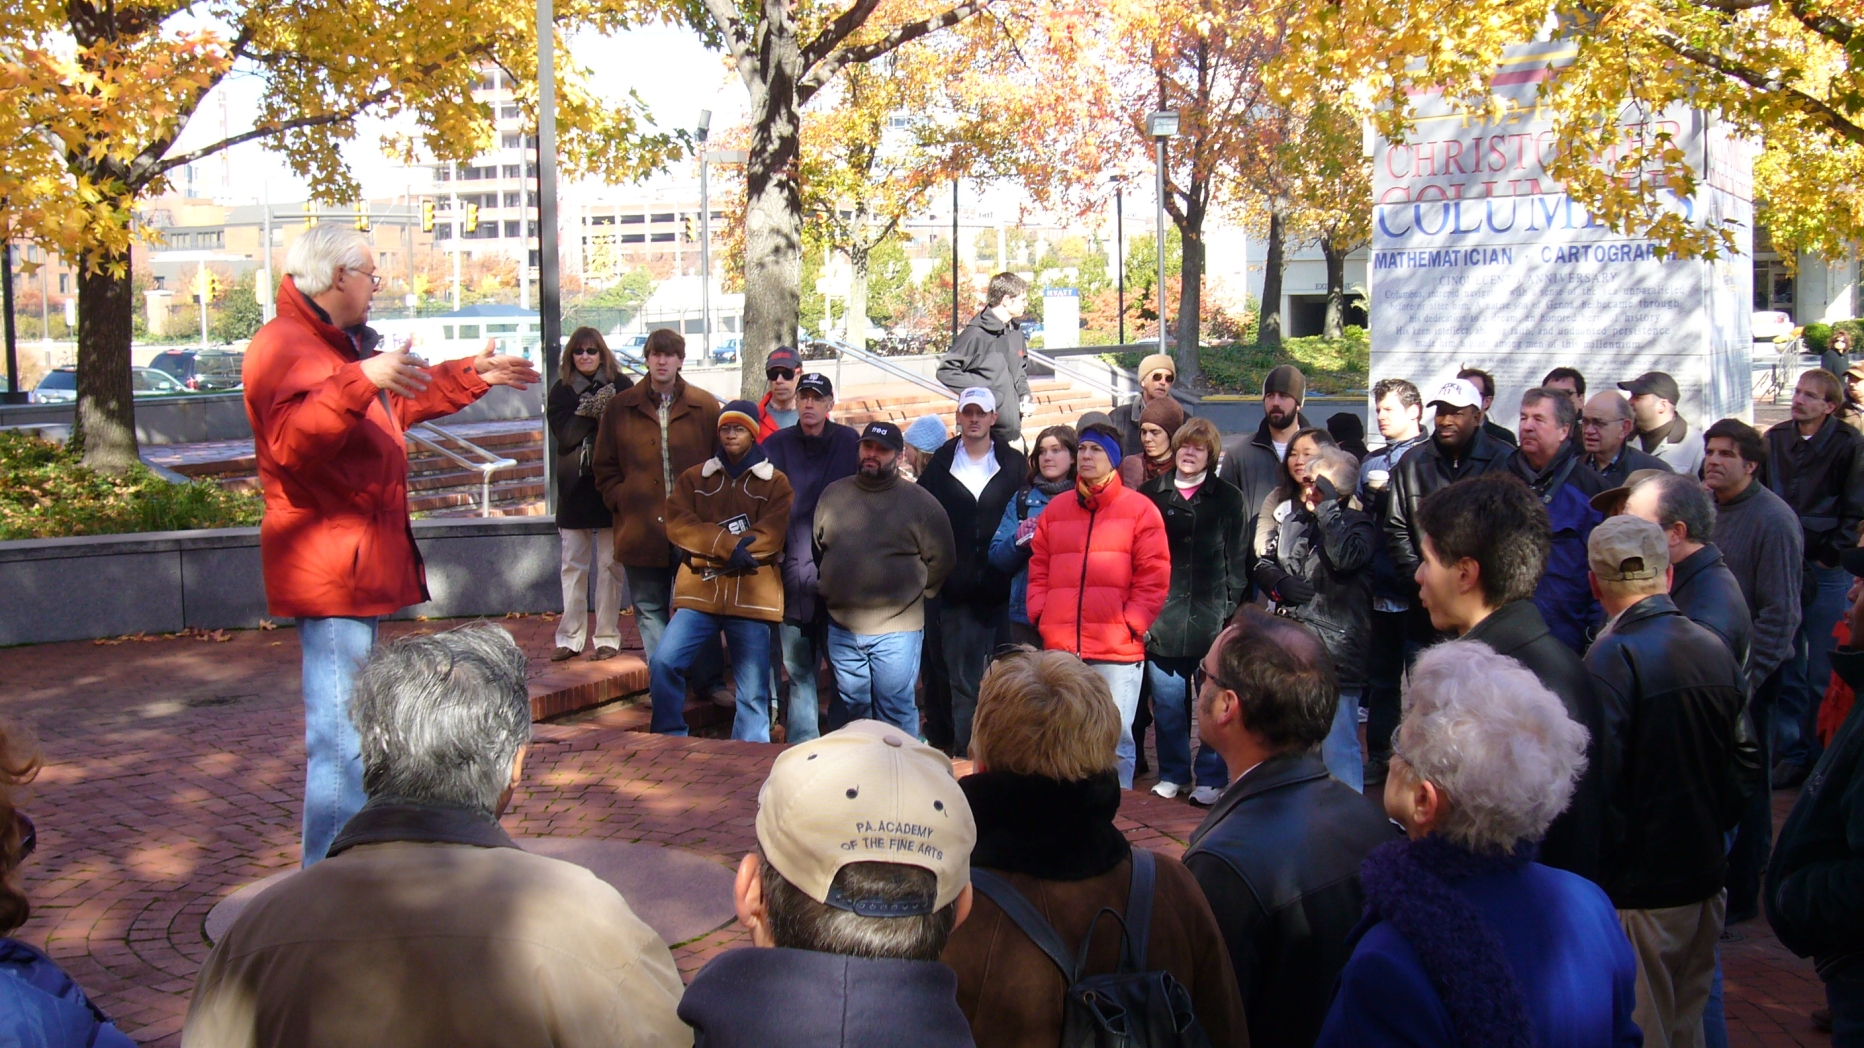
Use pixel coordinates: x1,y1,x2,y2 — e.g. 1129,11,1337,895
774,620,824,743
624,563,725,691
1779,561,1848,767
1091,661,1145,789
826,625,923,735
1323,686,1365,791
649,609,773,741
298,616,377,867
1146,657,1228,789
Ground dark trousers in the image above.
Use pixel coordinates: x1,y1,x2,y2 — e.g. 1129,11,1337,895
939,601,1008,758
1831,959,1864,1047
1364,606,1430,776
1007,620,1043,650
921,599,954,751
1726,668,1781,923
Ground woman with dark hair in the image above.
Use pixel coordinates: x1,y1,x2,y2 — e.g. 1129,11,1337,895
1140,418,1250,806
989,425,1077,649
0,722,134,1047
545,326,633,662
1118,396,1185,488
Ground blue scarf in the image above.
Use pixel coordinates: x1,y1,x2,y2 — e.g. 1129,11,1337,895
1358,835,1538,1048
718,441,768,479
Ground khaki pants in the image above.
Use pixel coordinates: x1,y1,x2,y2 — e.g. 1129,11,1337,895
1618,892,1725,1048
555,527,624,651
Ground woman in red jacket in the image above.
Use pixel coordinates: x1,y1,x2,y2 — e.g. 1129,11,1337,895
1025,422,1172,788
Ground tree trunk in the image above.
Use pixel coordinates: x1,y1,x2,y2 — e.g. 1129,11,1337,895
739,70,803,397
73,246,138,472
1322,236,1346,339
847,240,870,351
1175,221,1205,389
1258,208,1287,348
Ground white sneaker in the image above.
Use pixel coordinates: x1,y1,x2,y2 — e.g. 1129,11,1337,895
1188,786,1221,807
1151,781,1185,800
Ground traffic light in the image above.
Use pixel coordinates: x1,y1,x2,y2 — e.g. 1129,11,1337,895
421,200,435,232
683,214,699,242
193,270,220,302
463,203,480,233
354,206,370,232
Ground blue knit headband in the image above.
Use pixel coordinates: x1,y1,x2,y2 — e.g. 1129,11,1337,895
1079,429,1123,469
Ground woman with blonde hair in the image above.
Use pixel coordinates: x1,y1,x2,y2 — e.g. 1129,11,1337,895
0,721,134,1046
942,650,1246,1048
545,326,633,661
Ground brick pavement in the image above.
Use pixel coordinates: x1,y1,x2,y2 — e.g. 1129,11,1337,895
0,620,1835,1046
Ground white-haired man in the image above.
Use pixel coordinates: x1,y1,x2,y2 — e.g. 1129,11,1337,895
243,224,539,866
183,625,689,1048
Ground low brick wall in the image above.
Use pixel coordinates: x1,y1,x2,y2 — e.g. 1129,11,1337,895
0,517,562,646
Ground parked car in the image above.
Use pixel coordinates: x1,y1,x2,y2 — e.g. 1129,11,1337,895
31,366,193,404
148,348,244,391
711,337,741,365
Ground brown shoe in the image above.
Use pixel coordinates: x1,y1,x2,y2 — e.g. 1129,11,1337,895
549,646,581,662
591,646,619,661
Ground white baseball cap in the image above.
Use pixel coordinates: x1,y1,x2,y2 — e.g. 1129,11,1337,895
755,720,976,913
1427,379,1484,410
957,387,997,414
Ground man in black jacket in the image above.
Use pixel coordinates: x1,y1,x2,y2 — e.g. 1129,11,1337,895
762,373,858,742
1585,515,1749,1048
1768,545,1864,1045
1769,368,1864,786
1217,364,1310,554
1582,391,1673,488
1185,610,1398,1048
916,386,1027,757
935,273,1030,444
1458,366,1518,446
1382,378,1513,648
1617,471,1753,669
1413,472,1605,883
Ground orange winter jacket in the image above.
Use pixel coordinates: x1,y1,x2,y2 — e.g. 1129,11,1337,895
245,277,488,619
1025,473,1171,662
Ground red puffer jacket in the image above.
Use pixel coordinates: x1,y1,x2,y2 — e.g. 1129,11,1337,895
1025,473,1171,662
245,277,489,618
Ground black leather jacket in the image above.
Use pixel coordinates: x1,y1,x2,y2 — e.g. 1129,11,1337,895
1382,429,1512,591
1767,647,1864,973
1255,492,1377,684
1184,752,1400,1048
1671,543,1754,673
1766,415,1864,566
1463,600,1605,884
1586,594,1750,910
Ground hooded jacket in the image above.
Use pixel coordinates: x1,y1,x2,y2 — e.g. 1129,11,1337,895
664,449,793,624
916,437,1027,610
244,276,490,619
592,376,722,567
763,421,860,623
1256,490,1377,684
936,309,1030,440
680,947,974,1048
1139,471,1251,659
1382,428,1513,593
1766,414,1864,566
1025,473,1171,662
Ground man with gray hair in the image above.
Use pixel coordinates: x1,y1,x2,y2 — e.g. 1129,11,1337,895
1615,471,1752,669
244,224,539,865
1584,515,1749,1048
1582,391,1672,489
182,625,688,1048
1508,386,1608,652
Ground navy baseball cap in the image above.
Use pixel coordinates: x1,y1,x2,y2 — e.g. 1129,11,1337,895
797,373,834,398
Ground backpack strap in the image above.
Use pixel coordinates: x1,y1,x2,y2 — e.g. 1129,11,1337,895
970,868,1076,979
1124,847,1156,970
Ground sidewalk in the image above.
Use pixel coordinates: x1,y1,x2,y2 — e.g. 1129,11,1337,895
0,620,1832,1047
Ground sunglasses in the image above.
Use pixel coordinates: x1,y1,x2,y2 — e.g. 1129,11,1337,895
767,368,797,381
1193,663,1236,697
571,346,602,357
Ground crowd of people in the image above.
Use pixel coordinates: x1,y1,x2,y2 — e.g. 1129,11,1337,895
5,235,1864,1047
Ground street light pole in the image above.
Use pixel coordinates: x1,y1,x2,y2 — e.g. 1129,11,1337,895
951,179,959,345
2,243,21,404
1110,174,1126,345
536,0,564,513
1146,111,1179,348
697,110,712,361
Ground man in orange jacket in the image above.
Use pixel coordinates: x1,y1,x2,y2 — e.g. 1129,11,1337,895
244,225,538,866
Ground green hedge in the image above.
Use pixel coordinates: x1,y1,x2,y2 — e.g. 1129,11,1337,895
1110,328,1369,396
0,432,263,540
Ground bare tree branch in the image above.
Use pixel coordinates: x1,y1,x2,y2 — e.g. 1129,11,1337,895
700,0,758,87
1650,27,1864,144
802,0,885,71
798,0,991,102
1787,0,1853,44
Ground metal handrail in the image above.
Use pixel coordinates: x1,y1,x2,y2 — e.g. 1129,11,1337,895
829,342,959,401
408,423,519,518
1025,347,1138,406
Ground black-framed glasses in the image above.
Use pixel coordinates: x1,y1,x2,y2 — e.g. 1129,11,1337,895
1194,663,1236,696
767,368,797,381
8,811,33,868
571,346,602,357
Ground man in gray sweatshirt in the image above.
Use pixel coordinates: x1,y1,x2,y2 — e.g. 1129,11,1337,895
814,421,957,735
1703,417,1805,924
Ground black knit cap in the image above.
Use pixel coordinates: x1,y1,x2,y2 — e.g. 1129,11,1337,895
1263,364,1306,404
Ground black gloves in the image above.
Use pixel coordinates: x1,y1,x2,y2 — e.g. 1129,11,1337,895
1274,574,1317,605
722,535,759,573
1313,475,1339,503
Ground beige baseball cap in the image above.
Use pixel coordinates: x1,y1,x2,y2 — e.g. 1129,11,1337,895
1588,513,1670,581
755,720,976,913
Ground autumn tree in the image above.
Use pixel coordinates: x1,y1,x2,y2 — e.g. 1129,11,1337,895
1277,99,1372,339
1,1,677,470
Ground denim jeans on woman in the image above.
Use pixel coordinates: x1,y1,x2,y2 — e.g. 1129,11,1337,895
649,609,773,741
1090,661,1144,789
298,616,377,867
1145,656,1229,790
1323,686,1365,791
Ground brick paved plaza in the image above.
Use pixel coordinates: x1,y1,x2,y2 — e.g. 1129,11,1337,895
0,616,1835,1046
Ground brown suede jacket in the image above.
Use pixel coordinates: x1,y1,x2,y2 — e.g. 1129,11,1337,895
664,451,793,623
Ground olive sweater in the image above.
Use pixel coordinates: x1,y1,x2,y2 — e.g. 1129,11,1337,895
813,470,957,635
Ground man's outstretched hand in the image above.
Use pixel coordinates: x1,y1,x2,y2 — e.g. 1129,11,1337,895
360,344,431,398
473,340,542,389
